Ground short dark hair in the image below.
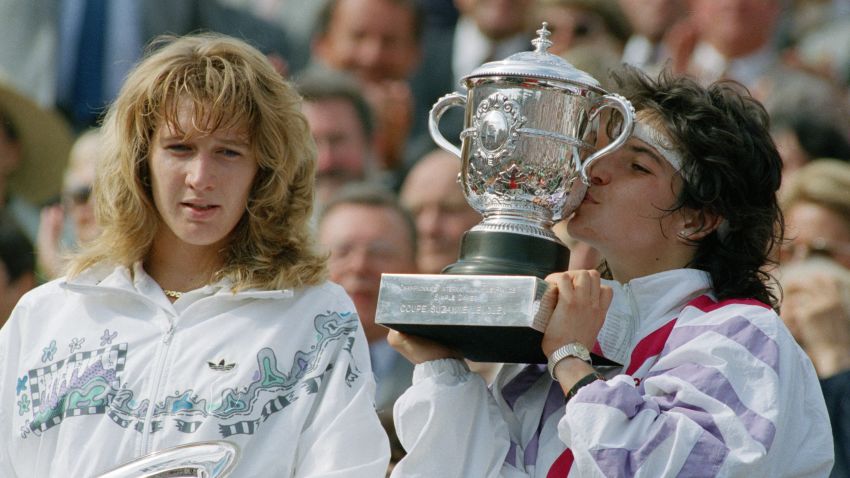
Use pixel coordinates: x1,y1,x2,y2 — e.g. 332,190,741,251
296,70,374,139
780,116,850,163
0,213,34,282
610,66,784,307
314,0,425,43
318,182,418,255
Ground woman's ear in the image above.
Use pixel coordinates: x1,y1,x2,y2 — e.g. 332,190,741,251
677,209,723,242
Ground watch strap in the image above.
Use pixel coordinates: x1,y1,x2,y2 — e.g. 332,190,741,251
567,371,605,401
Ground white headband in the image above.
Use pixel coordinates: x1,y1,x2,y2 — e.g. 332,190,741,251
632,121,683,172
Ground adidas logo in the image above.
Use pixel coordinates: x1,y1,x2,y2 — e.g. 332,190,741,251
208,359,236,371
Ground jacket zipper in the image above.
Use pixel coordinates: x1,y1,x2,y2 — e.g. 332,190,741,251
139,317,176,455
622,283,640,366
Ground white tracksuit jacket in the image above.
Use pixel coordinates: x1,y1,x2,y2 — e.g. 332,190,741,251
391,268,834,477
0,263,390,477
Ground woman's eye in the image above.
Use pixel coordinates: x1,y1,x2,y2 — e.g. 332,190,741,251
631,162,651,174
166,143,191,153
220,149,242,158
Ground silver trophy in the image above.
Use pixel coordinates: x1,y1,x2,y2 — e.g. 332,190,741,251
95,440,239,478
376,23,634,363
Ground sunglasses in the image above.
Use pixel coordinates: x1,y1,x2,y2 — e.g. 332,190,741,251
64,185,92,206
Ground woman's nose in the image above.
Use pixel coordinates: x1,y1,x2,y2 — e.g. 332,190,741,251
587,161,611,186
186,155,216,190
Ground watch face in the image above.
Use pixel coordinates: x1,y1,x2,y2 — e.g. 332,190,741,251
574,344,590,361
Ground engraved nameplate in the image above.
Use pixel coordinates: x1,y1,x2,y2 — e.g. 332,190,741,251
375,274,555,363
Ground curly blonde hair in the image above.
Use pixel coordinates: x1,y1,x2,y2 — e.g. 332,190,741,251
68,33,327,290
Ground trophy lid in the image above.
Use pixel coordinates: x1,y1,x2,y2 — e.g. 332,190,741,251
462,22,603,92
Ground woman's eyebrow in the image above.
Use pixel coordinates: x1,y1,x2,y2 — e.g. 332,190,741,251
628,143,666,166
219,137,250,147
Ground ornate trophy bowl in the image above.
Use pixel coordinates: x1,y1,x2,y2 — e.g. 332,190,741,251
376,23,634,363
431,23,634,278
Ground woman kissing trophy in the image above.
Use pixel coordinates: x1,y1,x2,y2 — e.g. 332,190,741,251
376,23,634,364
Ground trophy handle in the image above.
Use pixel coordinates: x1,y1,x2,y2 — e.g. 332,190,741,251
429,92,467,159
579,93,636,186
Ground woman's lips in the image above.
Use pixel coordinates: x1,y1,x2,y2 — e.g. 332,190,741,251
182,202,220,219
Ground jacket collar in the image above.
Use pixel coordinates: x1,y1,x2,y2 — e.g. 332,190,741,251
597,269,712,365
61,262,294,303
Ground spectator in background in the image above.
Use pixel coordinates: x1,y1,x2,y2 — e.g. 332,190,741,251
674,0,787,89
0,213,36,326
37,127,104,279
399,148,480,275
779,159,850,270
309,0,424,176
538,0,631,93
779,159,850,478
535,0,631,59
317,184,416,472
0,0,61,107
618,0,687,72
317,185,417,419
407,0,461,162
0,0,297,132
214,0,330,74
778,257,850,478
794,16,850,89
758,70,850,186
296,71,380,208
0,82,72,243
452,0,536,85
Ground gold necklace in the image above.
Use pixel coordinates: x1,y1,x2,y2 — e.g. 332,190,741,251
163,289,184,299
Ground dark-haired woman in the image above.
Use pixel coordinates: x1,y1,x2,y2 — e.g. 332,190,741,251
387,66,834,477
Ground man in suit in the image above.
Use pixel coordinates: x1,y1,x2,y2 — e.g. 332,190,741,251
297,71,381,210
317,184,417,417
308,0,424,175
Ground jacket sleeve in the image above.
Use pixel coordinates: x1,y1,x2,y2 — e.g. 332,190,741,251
0,325,13,477
391,358,532,478
294,295,391,477
559,307,833,477
0,300,26,478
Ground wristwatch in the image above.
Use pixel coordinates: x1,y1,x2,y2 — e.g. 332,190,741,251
547,342,591,381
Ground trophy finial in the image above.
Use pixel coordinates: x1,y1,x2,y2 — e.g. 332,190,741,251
531,22,553,53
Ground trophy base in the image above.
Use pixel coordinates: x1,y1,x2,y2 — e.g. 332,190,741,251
376,232,618,365
377,231,569,364
375,274,554,364
390,323,546,364
442,230,569,278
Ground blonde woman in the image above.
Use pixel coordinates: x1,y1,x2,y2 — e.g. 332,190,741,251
0,33,389,477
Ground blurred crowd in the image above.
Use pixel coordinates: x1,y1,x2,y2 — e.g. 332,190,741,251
0,0,849,475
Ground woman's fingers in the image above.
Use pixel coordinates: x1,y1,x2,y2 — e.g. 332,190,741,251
387,330,461,365
542,270,610,356
556,270,602,309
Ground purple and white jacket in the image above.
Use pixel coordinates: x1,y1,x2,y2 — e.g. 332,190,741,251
391,268,834,477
